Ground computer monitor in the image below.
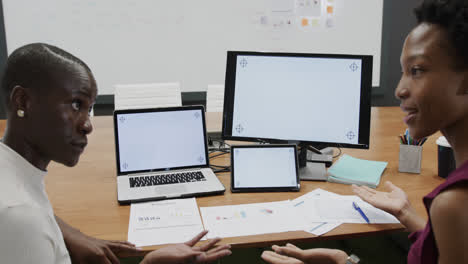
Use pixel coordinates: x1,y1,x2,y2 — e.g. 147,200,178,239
222,51,372,179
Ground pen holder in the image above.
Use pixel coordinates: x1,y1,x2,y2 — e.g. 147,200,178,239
398,144,422,174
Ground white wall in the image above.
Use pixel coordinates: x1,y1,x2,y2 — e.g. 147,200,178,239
3,0,383,95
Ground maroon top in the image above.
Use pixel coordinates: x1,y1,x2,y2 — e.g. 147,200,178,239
407,160,468,264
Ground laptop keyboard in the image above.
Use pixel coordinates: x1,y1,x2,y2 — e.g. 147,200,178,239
129,171,206,188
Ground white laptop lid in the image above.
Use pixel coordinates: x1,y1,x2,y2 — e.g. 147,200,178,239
113,106,209,176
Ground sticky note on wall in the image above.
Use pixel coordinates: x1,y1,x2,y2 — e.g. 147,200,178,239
327,6,334,14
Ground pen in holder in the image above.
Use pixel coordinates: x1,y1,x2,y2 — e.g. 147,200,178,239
398,130,424,174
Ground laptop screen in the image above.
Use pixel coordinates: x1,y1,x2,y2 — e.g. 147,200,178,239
114,107,208,174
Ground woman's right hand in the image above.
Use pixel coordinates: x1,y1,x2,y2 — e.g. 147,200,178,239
352,181,426,232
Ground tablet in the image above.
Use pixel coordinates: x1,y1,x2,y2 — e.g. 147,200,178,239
230,144,300,192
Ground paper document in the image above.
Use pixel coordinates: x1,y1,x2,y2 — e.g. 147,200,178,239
299,195,399,224
128,198,205,247
305,222,341,236
292,188,342,236
293,188,341,200
200,200,298,239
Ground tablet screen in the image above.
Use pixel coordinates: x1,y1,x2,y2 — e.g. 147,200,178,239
231,145,299,191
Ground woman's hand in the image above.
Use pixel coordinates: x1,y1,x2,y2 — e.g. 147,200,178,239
352,181,409,217
141,230,231,264
352,181,426,232
261,243,348,264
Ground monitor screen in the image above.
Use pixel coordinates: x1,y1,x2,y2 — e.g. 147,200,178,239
114,107,208,175
222,51,372,149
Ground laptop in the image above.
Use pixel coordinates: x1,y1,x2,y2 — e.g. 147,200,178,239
113,105,225,204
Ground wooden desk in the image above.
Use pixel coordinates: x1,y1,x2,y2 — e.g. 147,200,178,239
0,107,444,249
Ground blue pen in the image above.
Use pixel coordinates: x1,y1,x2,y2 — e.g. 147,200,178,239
405,129,410,145
353,202,370,223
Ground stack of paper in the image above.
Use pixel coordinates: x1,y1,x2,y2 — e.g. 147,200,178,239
199,188,399,239
127,189,399,246
327,154,388,188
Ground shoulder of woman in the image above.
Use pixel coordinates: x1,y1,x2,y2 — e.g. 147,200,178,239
430,183,468,219
430,182,468,262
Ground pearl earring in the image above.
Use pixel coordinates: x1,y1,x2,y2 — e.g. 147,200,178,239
17,109,25,118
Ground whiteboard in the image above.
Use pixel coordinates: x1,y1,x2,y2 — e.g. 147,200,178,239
3,0,383,95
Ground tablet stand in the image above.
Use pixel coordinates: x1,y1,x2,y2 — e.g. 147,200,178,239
298,144,329,181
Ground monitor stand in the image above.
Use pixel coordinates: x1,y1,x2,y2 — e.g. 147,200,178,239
298,144,328,181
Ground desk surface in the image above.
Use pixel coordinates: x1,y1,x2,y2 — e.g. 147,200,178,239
0,107,444,249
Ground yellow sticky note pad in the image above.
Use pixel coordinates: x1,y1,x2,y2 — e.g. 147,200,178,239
311,19,319,26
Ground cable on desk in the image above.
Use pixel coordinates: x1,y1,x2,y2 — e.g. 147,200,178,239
209,147,231,173
209,151,230,159
212,168,230,174
256,139,269,144
210,164,229,168
210,164,230,173
208,148,230,154
333,147,342,158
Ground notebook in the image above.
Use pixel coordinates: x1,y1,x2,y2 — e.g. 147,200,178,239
113,106,225,204
327,154,388,188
